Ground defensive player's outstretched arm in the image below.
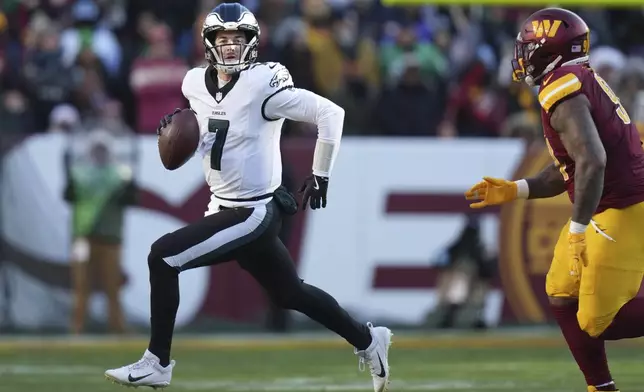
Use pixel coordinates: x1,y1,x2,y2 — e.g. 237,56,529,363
465,153,566,208
524,163,567,199
465,163,566,208
263,87,344,209
550,94,606,226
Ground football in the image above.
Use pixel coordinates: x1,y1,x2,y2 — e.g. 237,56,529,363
158,109,200,170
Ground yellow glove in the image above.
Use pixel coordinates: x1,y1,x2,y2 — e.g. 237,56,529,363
568,232,589,283
464,177,519,209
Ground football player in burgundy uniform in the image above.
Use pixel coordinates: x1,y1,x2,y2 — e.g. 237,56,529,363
465,8,644,392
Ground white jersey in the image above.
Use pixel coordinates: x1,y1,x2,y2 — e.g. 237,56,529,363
182,62,294,213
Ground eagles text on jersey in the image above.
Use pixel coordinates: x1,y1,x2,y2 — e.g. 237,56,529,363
181,62,294,214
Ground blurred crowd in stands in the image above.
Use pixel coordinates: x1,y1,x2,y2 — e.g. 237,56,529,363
2,0,644,143
4,0,644,334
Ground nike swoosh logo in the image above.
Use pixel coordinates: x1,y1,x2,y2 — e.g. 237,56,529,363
376,353,386,378
542,74,554,86
313,177,319,190
128,373,153,382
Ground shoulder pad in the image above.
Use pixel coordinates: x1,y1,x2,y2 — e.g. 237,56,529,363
181,67,206,100
269,66,293,90
249,62,294,92
538,70,582,113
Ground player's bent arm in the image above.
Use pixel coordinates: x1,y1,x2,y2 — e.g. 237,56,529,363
522,163,567,199
263,88,344,177
551,94,606,228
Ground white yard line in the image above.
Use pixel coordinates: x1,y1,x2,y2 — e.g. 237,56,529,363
0,364,101,375
0,365,570,391
172,378,528,391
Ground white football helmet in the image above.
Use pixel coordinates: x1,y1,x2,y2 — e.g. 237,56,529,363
201,2,260,74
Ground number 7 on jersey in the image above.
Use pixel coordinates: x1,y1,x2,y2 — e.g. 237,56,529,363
208,118,230,171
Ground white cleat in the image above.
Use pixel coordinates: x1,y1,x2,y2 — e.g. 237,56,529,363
355,322,393,392
104,350,175,389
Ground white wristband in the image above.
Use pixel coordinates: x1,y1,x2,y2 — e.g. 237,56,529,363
312,139,337,178
569,221,588,234
514,179,529,199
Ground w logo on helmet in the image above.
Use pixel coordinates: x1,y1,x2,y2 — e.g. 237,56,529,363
531,20,562,38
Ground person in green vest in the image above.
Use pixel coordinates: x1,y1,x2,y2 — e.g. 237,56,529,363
64,131,137,335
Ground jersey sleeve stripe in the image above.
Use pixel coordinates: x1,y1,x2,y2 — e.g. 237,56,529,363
538,73,582,112
261,85,295,122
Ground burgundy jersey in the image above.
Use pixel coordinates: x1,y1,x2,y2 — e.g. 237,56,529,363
130,57,189,133
539,64,644,213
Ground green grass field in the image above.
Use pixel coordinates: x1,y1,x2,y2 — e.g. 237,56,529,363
0,329,643,392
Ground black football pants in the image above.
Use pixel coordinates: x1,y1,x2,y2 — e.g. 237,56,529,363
147,200,371,366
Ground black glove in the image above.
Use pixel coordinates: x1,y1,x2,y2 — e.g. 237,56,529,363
156,108,182,135
298,174,329,210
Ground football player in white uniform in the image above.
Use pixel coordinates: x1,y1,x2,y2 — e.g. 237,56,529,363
104,3,392,392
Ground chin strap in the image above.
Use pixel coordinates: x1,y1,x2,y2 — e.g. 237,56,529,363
525,55,562,86
525,55,589,86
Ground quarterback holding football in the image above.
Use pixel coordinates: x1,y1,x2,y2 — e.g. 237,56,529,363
104,3,392,392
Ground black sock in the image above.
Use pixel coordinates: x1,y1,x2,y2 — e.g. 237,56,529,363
293,283,372,350
147,255,179,367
